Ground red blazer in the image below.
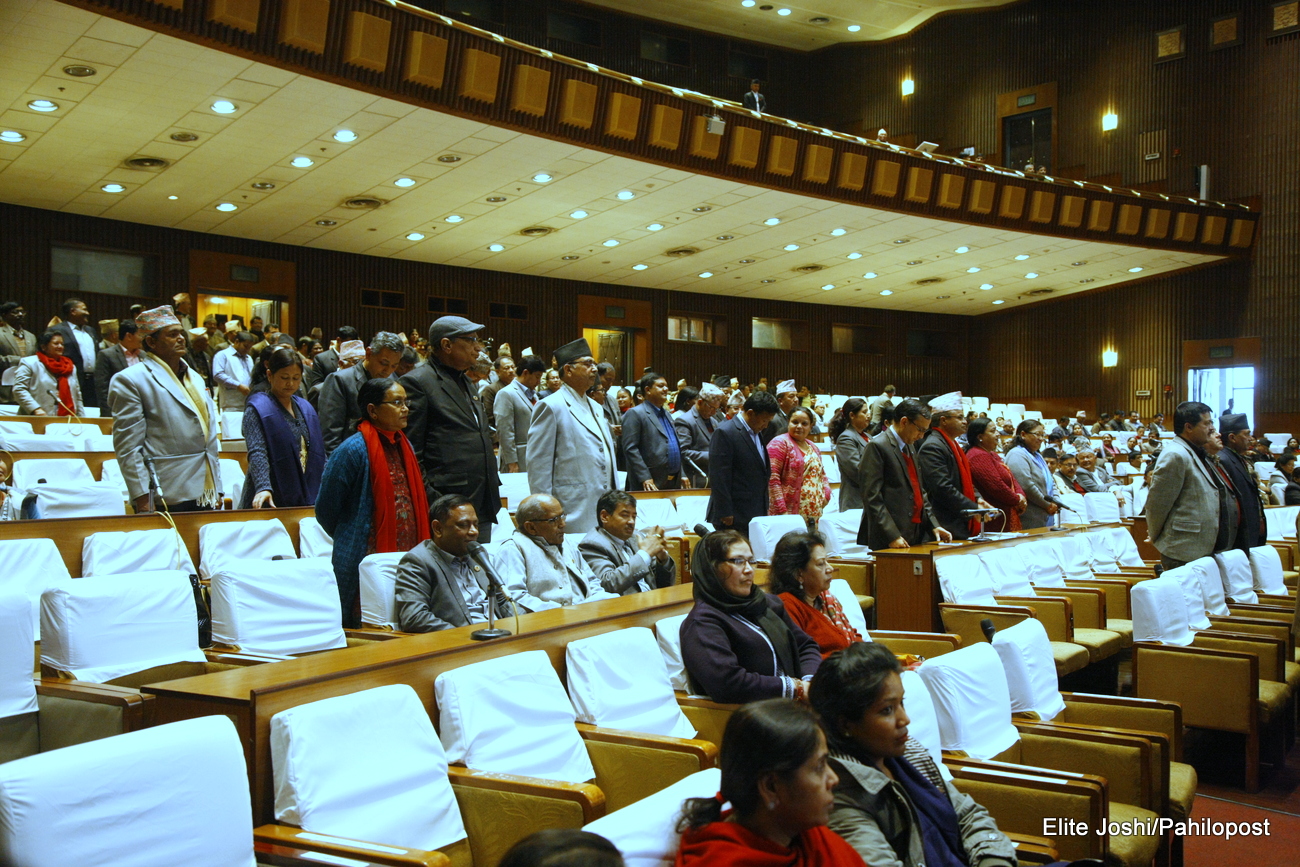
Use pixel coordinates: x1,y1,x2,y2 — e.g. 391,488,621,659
966,446,1024,532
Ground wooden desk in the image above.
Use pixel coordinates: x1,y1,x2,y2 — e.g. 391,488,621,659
1126,516,1160,561
141,584,698,824
0,415,114,434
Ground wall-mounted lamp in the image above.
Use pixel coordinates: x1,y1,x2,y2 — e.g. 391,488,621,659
901,78,915,96
1102,349,1118,368
1102,112,1118,131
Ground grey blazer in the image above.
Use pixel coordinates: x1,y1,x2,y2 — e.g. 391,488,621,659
578,527,676,595
108,355,221,504
1145,436,1226,562
12,356,83,416
497,529,619,612
93,345,132,416
0,327,35,403
621,401,680,489
494,378,536,470
394,540,510,633
674,405,715,487
1004,445,1063,529
317,363,370,455
526,384,617,533
856,430,942,549
835,429,870,510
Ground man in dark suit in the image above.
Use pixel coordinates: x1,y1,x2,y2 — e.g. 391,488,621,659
93,320,145,416
622,372,685,491
184,329,213,390
303,325,359,394
402,316,501,541
762,379,799,444
0,301,37,405
916,391,991,539
742,79,766,113
707,391,778,538
1219,412,1267,551
579,490,676,596
318,331,403,454
857,399,953,549
676,381,723,487
51,298,100,408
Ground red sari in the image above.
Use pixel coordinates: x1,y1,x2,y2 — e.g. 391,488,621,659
677,821,865,867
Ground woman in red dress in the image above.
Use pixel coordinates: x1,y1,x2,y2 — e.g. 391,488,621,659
964,418,1026,531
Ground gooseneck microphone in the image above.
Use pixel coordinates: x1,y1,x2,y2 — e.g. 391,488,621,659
468,541,512,641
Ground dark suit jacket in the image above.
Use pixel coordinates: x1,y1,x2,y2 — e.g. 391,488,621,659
916,430,981,539
762,408,789,445
857,429,941,549
742,90,766,113
706,415,771,530
622,401,680,489
318,363,371,454
674,406,715,487
51,321,99,407
402,359,500,525
1220,447,1265,549
393,540,510,632
184,349,213,390
92,344,132,417
304,348,339,395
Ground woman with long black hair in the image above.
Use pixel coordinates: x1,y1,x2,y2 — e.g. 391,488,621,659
241,345,325,509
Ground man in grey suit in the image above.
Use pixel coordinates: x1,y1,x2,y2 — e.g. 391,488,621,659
51,298,100,408
675,382,723,488
318,331,403,454
1145,401,1232,569
480,355,515,441
622,372,685,491
303,326,358,395
526,338,617,533
394,495,511,633
498,494,619,611
495,354,544,472
93,320,145,417
857,399,953,549
0,301,36,404
579,490,676,595
108,306,221,513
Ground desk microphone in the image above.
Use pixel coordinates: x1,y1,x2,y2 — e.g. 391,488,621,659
45,389,83,431
693,523,712,538
467,541,511,641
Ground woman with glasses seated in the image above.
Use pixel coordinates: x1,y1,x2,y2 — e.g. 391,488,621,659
680,529,821,703
770,531,862,658
317,378,430,628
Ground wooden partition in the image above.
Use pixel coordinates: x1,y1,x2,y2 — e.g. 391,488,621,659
141,584,697,823
0,415,114,434
7,450,248,482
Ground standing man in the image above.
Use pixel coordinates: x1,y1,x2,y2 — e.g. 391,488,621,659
480,355,516,441
318,331,403,454
916,391,988,540
212,330,255,412
200,316,229,357
495,354,544,472
676,381,723,488
108,306,221,513
527,338,617,533
1145,401,1231,570
247,316,265,344
706,391,777,538
621,372,684,492
580,490,676,596
172,293,195,332
93,320,145,416
857,399,953,549
742,79,766,113
0,301,36,405
51,298,99,408
304,325,358,394
403,316,501,541
764,379,800,443
867,384,897,431
185,328,213,389
1219,413,1267,552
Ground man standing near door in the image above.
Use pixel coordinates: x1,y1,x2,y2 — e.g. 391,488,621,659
496,354,545,472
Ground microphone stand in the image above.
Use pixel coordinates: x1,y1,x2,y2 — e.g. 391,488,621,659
143,454,163,514
468,542,511,641
682,453,707,488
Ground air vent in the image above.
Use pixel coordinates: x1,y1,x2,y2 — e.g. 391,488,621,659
125,156,169,170
665,247,698,257
808,16,831,24
1025,287,1055,297
520,226,554,236
915,277,943,285
343,196,386,210
793,264,825,273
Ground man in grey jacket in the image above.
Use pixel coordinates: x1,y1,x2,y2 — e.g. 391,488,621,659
675,382,723,488
394,494,511,633
495,354,544,472
1145,401,1231,569
498,494,619,612
317,331,402,454
578,490,676,596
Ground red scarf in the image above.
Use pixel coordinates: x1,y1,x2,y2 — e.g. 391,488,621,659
937,428,978,534
676,820,865,867
358,420,430,552
37,351,75,416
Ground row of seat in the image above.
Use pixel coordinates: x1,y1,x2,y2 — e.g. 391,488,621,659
2,455,248,518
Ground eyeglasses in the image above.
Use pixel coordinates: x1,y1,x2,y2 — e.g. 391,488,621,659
724,556,757,567
380,399,410,408
530,514,566,525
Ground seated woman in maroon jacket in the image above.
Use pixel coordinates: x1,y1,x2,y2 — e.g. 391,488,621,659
679,529,821,703
771,531,862,658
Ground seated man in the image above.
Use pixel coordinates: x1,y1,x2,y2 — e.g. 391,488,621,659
498,493,619,612
579,490,676,596
394,494,511,632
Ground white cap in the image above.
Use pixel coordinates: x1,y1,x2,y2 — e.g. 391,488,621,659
339,340,366,363
929,391,963,413
776,379,796,395
700,383,724,399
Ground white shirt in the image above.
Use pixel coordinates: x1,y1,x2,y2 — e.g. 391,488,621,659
72,327,96,372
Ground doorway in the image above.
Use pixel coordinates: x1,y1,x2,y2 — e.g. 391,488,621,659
1188,366,1255,425
197,292,283,334
1003,107,1053,172
584,327,635,385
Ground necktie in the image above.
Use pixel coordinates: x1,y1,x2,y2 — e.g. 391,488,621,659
525,387,536,405
902,450,923,523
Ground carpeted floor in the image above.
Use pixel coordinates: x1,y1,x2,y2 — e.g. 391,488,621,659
1183,794,1300,867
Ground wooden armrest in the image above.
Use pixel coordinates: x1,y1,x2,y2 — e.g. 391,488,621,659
447,765,605,825
205,650,291,665
1061,692,1183,758
996,595,1074,642
345,628,407,641
575,722,718,767
674,692,741,712
1207,616,1294,653
1194,630,1287,682
254,825,449,866
1012,721,1154,812
1005,832,1060,865
869,630,961,658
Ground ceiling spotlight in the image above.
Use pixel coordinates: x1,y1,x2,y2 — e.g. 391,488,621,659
646,223,664,231
603,239,620,247
954,246,970,253
488,244,505,252
1128,266,1143,273
210,100,237,114
1071,261,1087,266
716,234,734,241
438,155,462,163
892,238,910,244
699,271,714,278
333,129,358,142
783,244,800,251
830,228,847,236
445,215,464,223
821,284,835,291
979,283,993,290
251,182,275,190
847,252,862,260
394,178,416,187
170,132,198,142
1014,253,1030,260
777,8,791,15
532,173,553,183
101,183,125,193
879,289,893,296
62,64,97,77
486,196,506,202
569,210,589,219
315,220,337,226
561,255,579,260
291,156,314,168
763,217,781,226
632,264,648,270
0,131,26,143
742,0,756,5
847,24,861,32
616,190,635,200
215,202,237,211
906,260,923,266
1024,272,1039,278
760,279,776,284
693,205,712,212
406,232,425,241
992,299,1005,304
167,195,178,200
967,267,981,273
739,258,755,264
863,272,878,279
27,99,58,112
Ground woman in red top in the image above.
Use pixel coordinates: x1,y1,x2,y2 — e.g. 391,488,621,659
964,418,1026,531
676,700,866,867
771,531,862,658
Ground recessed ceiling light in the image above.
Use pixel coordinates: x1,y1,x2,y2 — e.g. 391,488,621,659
906,260,923,265
438,155,461,163
1014,254,1030,260
216,202,237,212
742,0,756,6
569,210,588,219
954,246,970,253
406,232,425,241
764,217,781,226
170,132,198,142
821,284,835,291
486,196,506,202
488,244,505,252
716,234,734,241
777,8,791,15
646,223,664,231
532,173,553,183
879,289,893,296
101,183,125,193
993,299,1005,304
783,244,800,251
210,100,237,114
251,182,275,190
893,238,910,244
979,283,993,290
693,205,712,212
616,190,636,200
1128,266,1143,273
830,228,847,236
62,64,96,77
1024,272,1039,278
632,264,648,270
967,267,981,273
445,215,464,223
394,177,416,187
333,129,358,142
291,156,314,167
739,258,755,264
847,24,861,32
167,195,178,200
699,271,714,278
936,295,950,300
1079,278,1095,283
0,131,26,143
315,219,337,226
761,279,776,283
847,252,862,260
562,255,579,260
603,239,620,247
1071,261,1087,266
27,99,58,112
863,271,878,279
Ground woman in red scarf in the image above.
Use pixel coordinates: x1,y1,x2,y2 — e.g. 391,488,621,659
964,418,1026,532
12,331,82,416
316,377,430,628
771,531,862,658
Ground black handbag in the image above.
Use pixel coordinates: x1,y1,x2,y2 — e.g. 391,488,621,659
188,572,213,649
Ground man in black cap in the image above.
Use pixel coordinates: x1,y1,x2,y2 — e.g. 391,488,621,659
401,315,501,541
1219,412,1267,551
526,337,617,533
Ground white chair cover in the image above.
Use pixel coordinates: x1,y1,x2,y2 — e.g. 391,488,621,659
11,458,93,490
827,578,867,637
1083,492,1121,523
81,407,101,418
565,628,695,739
1164,564,1212,630
1104,527,1146,567
898,670,950,780
358,551,404,630
0,539,71,640
1055,491,1087,524
99,459,128,499
1050,535,1095,581
991,619,1065,720
1254,462,1276,484
0,420,33,434
747,515,808,561
221,412,244,439
82,528,196,576
0,716,255,867
0,594,38,720
297,517,334,558
499,472,530,510
822,457,841,484
1213,549,1259,604
674,496,712,536
817,509,870,558
219,459,245,506
1247,545,1289,595
77,433,115,451
1187,556,1230,616
209,559,345,655
916,643,1020,760
1264,434,1292,455
39,572,205,683
1265,506,1300,542
1270,480,1287,507
271,684,467,852
976,546,1038,594
934,553,997,605
584,769,721,867
30,481,124,518
1131,577,1195,645
654,614,690,692
198,518,295,579
635,498,683,535
0,433,82,452
1082,531,1121,572
436,650,595,785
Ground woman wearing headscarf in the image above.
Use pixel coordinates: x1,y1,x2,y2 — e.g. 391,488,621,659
12,330,83,416
679,529,821,703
